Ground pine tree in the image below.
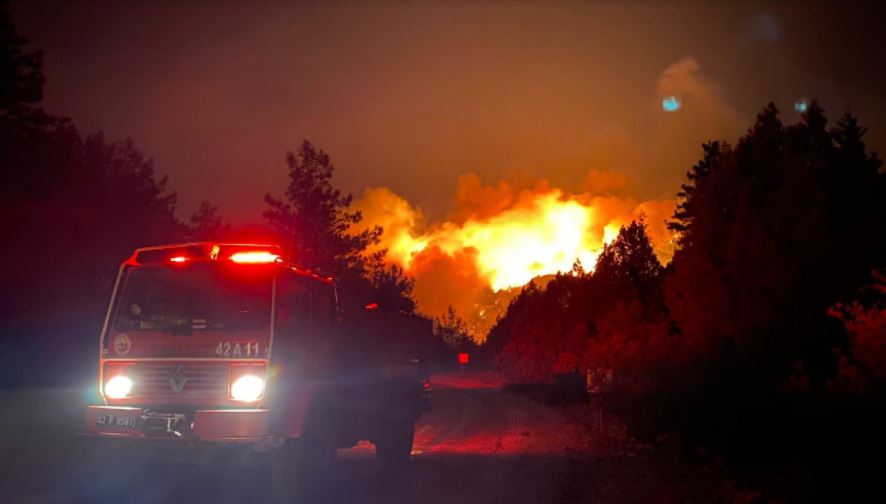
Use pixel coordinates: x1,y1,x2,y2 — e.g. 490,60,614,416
595,218,664,293
668,141,722,246
187,201,229,241
264,140,418,316
0,1,43,114
264,140,381,277
666,101,885,388
367,262,416,314
435,306,474,350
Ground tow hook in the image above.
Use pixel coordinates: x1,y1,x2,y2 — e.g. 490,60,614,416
141,412,188,438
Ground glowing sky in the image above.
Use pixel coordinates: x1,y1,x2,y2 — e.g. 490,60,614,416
12,1,886,224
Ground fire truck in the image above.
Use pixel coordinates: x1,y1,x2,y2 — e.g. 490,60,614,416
83,242,431,500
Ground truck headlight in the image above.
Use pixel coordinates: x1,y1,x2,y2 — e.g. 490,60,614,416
230,375,263,402
104,375,132,399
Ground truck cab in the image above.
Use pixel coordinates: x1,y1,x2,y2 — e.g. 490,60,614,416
84,242,430,499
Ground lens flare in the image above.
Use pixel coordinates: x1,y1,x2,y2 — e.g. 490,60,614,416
662,96,681,112
794,98,809,113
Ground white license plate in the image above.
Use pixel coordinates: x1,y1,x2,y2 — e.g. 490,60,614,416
97,414,138,429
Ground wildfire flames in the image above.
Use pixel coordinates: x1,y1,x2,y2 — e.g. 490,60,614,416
368,190,620,291
354,171,676,327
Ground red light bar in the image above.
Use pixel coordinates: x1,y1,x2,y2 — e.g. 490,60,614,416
365,302,379,310
169,256,188,263
229,251,281,264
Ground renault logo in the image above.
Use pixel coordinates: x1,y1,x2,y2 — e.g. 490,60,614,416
169,365,188,393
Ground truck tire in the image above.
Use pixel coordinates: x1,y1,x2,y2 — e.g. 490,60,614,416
375,412,415,469
271,413,336,503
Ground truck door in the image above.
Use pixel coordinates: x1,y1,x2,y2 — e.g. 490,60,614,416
271,274,336,437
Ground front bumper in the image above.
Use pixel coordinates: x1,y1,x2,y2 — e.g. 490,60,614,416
84,405,271,442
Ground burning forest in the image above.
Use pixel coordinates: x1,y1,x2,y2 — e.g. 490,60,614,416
353,173,676,337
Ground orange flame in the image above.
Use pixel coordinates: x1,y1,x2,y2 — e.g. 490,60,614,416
354,172,676,299
390,191,606,290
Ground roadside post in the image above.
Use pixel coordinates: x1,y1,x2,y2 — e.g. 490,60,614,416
587,367,613,432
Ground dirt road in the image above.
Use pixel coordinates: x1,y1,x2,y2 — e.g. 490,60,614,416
0,372,722,503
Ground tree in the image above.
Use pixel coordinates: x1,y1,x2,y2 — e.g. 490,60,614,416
484,281,544,355
595,218,664,301
828,270,886,393
0,0,43,114
187,200,230,241
264,140,415,316
3,131,184,320
666,101,885,390
586,300,671,389
668,141,722,248
264,140,381,278
584,220,669,381
435,306,474,350
367,262,416,314
488,220,667,382
0,4,189,388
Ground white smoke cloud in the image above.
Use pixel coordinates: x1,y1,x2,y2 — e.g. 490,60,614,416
648,56,746,196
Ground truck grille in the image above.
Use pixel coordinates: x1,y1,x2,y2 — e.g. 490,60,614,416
126,362,228,401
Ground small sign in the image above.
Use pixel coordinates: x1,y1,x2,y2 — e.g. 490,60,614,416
458,352,469,365
113,333,132,356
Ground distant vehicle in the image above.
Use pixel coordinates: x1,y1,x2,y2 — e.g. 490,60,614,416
83,242,431,501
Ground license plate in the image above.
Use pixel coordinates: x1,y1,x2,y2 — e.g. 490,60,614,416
96,414,138,429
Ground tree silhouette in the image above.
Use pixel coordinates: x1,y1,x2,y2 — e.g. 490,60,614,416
264,140,415,316
264,140,382,278
668,141,722,248
666,102,885,388
485,281,543,356
0,0,43,114
0,4,186,385
367,262,416,314
435,306,474,351
187,200,230,241
595,218,664,298
489,219,667,382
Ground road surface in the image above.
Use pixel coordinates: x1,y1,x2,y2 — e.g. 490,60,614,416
0,372,723,503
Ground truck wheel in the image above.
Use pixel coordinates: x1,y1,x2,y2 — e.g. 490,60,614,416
375,413,415,469
271,431,336,502
271,441,302,503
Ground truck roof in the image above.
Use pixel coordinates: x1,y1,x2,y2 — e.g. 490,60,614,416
124,241,335,285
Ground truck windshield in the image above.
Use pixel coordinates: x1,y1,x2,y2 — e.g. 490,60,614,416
112,264,272,334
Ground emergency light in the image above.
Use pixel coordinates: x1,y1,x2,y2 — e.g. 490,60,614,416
229,251,281,264
127,243,283,266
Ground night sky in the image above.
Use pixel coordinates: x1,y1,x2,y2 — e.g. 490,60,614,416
11,0,886,223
